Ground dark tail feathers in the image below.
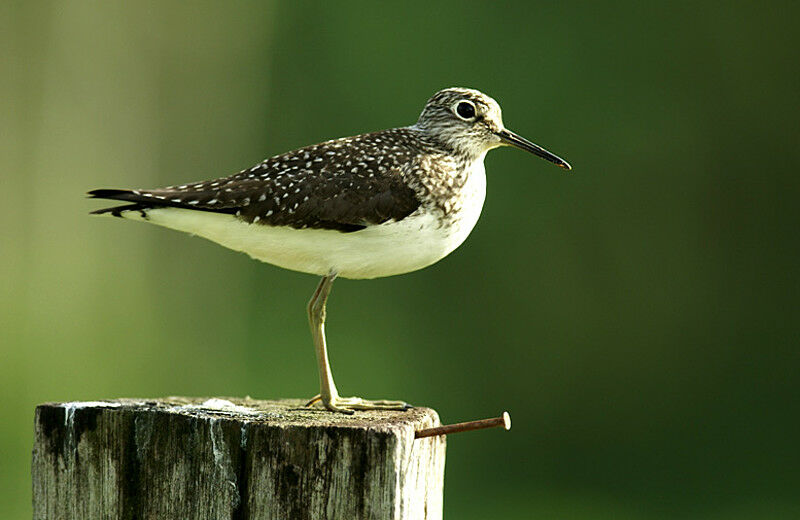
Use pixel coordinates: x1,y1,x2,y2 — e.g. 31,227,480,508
88,188,236,216
88,189,163,217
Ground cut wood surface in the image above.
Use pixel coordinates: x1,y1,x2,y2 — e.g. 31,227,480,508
32,397,446,520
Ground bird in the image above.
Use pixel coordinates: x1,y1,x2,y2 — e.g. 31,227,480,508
89,87,571,414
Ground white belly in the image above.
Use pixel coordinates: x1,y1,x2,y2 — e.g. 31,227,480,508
117,163,487,279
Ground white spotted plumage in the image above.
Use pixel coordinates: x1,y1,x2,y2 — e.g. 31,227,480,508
118,157,486,279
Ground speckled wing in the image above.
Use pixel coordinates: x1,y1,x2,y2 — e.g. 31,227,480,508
89,129,422,233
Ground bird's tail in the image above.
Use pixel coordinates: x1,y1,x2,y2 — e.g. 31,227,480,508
87,189,157,217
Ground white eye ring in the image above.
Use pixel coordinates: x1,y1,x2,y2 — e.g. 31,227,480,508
453,100,477,120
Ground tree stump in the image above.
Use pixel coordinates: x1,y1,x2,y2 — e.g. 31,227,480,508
32,397,446,520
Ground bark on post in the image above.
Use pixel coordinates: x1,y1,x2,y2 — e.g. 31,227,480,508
32,397,446,520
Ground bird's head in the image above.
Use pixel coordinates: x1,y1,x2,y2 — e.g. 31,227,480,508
415,87,570,170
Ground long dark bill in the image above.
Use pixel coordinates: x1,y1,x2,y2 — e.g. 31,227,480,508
497,129,571,170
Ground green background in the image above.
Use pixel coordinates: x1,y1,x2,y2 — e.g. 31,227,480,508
2,2,798,518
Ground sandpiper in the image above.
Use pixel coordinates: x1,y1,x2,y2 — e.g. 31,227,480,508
89,87,570,414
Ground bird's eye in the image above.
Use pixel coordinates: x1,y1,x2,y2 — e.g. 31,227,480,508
455,101,476,120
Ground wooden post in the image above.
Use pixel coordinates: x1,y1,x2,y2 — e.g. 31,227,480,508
32,397,446,520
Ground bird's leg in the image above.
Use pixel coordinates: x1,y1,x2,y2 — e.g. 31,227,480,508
306,273,412,414
307,273,341,408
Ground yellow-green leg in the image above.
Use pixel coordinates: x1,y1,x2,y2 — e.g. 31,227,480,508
305,273,411,414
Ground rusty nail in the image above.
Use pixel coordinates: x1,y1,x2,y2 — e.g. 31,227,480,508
415,412,511,439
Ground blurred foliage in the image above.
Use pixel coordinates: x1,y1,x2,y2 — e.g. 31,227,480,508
1,1,799,519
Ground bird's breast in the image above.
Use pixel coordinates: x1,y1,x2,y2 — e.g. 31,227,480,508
432,157,487,247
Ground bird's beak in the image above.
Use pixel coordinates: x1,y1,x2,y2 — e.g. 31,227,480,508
496,129,571,170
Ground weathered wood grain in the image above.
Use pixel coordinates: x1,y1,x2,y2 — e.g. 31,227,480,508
32,397,445,520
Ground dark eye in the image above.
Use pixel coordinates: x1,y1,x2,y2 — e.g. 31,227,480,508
455,101,476,120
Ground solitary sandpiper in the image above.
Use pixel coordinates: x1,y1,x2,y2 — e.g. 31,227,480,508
89,87,570,414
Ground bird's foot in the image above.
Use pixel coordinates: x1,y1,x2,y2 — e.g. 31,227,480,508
305,394,413,415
